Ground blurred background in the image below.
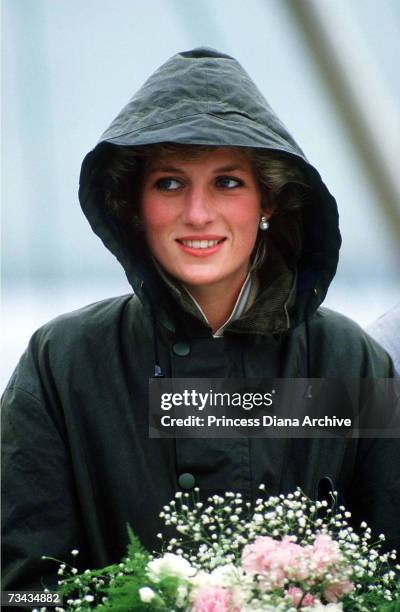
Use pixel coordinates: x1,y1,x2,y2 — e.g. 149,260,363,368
2,0,400,390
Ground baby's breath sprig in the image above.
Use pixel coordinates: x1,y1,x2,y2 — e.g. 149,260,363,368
155,484,399,608
40,485,399,611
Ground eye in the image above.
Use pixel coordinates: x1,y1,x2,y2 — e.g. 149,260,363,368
215,176,244,189
155,177,183,191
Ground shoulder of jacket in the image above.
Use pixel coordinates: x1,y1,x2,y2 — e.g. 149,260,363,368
28,292,154,360
13,294,140,372
33,293,138,340
309,307,364,334
3,294,146,402
307,307,395,376
309,306,387,349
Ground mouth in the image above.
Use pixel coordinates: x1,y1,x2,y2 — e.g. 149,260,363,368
178,238,224,249
176,237,226,256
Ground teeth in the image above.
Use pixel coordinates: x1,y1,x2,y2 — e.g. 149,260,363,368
181,239,221,249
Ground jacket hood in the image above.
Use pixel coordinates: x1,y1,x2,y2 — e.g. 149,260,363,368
79,47,341,333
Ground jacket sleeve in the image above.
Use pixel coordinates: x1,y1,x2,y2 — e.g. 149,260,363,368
1,341,90,591
311,311,400,552
346,437,400,553
346,332,400,553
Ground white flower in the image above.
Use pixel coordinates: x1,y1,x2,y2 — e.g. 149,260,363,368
147,553,195,582
175,584,188,607
209,564,241,587
139,587,156,603
191,570,210,589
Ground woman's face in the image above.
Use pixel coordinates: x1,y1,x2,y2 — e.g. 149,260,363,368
141,147,267,292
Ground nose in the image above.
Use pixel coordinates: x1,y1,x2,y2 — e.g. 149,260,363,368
181,186,216,227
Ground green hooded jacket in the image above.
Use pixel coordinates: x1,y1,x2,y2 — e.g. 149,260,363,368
2,48,399,591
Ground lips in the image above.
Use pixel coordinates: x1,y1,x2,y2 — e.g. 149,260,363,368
176,236,226,256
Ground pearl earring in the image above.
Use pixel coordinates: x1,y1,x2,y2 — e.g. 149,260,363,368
259,216,269,231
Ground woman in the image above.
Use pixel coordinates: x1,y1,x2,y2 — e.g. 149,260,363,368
2,47,399,591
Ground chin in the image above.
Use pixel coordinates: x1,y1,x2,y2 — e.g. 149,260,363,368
174,268,223,288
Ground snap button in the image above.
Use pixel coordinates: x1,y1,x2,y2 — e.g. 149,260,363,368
178,472,195,490
173,341,190,357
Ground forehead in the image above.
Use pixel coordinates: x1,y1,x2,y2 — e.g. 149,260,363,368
146,146,254,172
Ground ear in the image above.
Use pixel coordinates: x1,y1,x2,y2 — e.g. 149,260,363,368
260,191,274,218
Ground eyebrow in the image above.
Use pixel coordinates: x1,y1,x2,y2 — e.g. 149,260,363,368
147,165,184,174
147,164,249,174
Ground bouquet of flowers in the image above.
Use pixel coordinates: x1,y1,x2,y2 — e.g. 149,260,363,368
42,485,399,611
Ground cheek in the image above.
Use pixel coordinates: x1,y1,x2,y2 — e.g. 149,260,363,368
232,198,261,245
236,208,260,226
142,196,175,238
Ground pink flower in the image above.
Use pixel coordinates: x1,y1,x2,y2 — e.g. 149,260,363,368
324,579,354,603
287,586,316,608
241,535,278,574
311,535,341,574
192,586,238,612
241,535,308,588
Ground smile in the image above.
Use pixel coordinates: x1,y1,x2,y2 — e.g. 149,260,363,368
176,237,226,257
179,239,223,249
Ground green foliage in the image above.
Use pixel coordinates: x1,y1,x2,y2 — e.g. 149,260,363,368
126,524,149,563
48,491,400,611
97,526,155,611
99,575,182,612
54,526,154,610
342,578,400,611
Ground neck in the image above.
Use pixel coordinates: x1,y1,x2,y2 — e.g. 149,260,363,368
184,272,249,332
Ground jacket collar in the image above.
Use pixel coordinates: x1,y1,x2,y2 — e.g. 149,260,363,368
151,249,295,337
